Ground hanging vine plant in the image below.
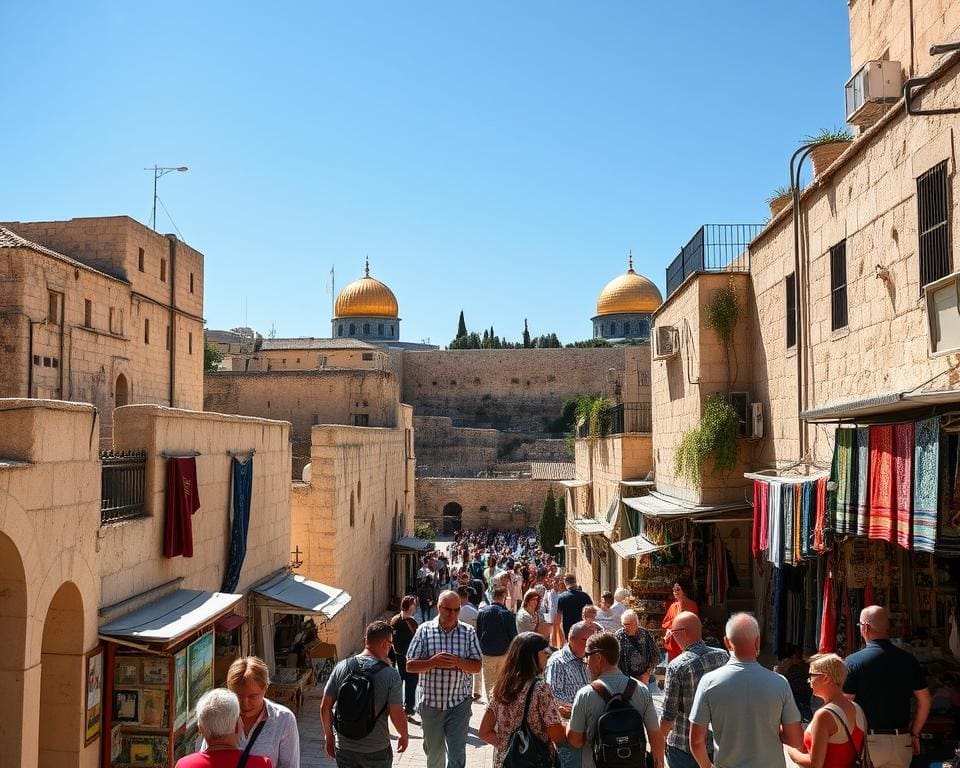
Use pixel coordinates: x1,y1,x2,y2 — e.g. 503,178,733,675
704,278,743,390
574,394,610,441
674,394,740,485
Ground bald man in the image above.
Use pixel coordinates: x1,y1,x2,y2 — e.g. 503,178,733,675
689,613,802,768
843,605,931,768
659,612,729,768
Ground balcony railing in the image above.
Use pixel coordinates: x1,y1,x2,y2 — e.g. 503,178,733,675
576,402,652,437
100,450,147,524
665,224,763,299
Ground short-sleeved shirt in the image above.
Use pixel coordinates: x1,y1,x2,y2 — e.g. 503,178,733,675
176,752,271,768
544,644,590,704
201,697,299,768
569,671,659,768
689,658,801,768
843,639,927,730
661,641,730,752
486,679,562,768
406,618,483,709
323,654,402,753
557,588,593,638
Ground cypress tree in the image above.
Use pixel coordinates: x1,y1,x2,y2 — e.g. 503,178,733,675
456,310,467,339
538,488,565,556
523,319,531,349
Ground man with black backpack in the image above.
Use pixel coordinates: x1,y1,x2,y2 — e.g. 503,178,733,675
566,632,664,768
320,620,409,767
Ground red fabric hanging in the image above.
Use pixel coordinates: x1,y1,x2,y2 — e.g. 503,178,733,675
164,457,201,558
813,477,828,552
752,480,768,562
819,556,837,653
892,422,914,550
868,426,895,543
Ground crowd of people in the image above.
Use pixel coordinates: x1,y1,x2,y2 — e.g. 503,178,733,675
173,527,934,768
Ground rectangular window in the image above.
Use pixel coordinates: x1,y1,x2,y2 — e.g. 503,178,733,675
362,352,374,361
785,273,797,348
189,273,194,293
138,247,145,272
188,332,193,355
918,161,951,289
830,240,848,331
84,299,92,328
144,318,150,344
47,290,60,324
352,413,370,427
160,258,167,283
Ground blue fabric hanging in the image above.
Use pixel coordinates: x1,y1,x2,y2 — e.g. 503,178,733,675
222,456,254,593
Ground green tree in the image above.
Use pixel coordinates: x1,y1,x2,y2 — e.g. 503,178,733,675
523,319,531,349
204,342,223,372
538,488,565,556
456,310,468,339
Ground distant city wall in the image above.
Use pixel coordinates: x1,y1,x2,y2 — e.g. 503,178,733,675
415,477,566,530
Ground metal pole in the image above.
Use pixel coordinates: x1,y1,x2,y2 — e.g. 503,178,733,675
151,166,158,231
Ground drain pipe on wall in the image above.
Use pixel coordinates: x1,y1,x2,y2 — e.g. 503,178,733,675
904,41,960,116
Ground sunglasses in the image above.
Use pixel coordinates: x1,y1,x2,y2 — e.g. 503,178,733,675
582,650,602,660
439,605,461,612
807,672,827,683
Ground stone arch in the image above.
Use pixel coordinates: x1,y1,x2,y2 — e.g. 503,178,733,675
115,373,129,407
0,532,28,766
442,502,462,536
38,581,85,768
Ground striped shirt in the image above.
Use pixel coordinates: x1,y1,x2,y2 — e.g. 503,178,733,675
544,644,589,704
662,640,729,751
406,618,482,709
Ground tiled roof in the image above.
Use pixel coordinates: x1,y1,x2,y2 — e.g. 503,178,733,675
530,462,577,481
260,337,378,351
0,226,128,284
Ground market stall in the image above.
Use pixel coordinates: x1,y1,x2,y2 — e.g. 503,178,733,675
391,536,432,606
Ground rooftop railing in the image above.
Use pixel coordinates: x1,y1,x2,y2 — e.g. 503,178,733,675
665,224,762,299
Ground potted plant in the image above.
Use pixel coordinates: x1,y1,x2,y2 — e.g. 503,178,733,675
805,128,853,177
766,185,797,217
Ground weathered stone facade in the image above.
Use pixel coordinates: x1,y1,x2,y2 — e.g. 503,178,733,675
415,477,565,531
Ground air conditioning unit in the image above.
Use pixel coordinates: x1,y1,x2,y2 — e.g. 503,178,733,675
751,402,764,439
845,60,902,127
925,270,960,356
654,325,679,360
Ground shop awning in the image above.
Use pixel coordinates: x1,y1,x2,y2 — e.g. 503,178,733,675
99,589,243,645
392,536,432,552
570,518,606,535
800,387,960,422
611,534,662,559
622,492,749,520
253,572,352,619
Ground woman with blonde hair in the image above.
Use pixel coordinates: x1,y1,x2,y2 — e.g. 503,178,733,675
516,589,551,640
787,653,868,768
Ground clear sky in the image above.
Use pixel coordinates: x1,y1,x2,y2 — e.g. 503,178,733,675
1,2,851,346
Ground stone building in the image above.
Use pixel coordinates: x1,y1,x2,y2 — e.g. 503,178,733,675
331,258,402,343
0,217,204,439
591,253,663,342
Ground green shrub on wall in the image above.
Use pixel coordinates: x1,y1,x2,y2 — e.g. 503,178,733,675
674,395,740,485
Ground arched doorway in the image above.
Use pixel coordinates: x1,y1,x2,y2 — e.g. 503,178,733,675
442,502,463,535
115,374,129,407
0,533,27,766
38,582,85,768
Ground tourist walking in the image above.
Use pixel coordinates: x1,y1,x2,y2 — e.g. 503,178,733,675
843,605,931,768
615,609,660,683
566,631,665,768
476,584,518,700
457,585,482,701
662,578,698,662
389,596,420,717
405,589,483,768
418,573,437,622
321,621,409,768
689,613,803,768
544,621,601,768
516,589,551,640
479,632,566,768
223,656,300,768
555,574,593,643
176,688,272,768
658,612,729,768
787,653,867,768
594,591,619,632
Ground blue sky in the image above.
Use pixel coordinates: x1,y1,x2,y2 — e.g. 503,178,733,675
1,2,850,346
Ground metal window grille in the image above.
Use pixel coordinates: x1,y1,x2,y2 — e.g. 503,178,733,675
100,450,147,524
918,160,951,290
830,240,848,331
785,273,797,348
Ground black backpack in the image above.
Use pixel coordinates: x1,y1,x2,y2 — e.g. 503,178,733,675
591,678,648,768
333,657,389,739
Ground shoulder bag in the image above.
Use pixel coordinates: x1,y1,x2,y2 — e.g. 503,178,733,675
237,719,266,768
501,680,555,768
824,703,873,768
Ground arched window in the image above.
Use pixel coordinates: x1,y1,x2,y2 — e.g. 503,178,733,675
637,317,650,337
363,322,370,334
338,324,344,337
609,322,617,336
115,374,129,407
623,322,630,336
390,325,395,337
378,323,384,336
349,323,356,335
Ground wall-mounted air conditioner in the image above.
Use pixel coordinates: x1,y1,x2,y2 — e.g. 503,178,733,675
925,270,960,356
845,60,902,127
654,325,679,360
751,402,764,439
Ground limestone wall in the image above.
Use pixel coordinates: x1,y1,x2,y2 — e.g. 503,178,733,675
415,477,565,530
412,416,500,476
290,423,413,652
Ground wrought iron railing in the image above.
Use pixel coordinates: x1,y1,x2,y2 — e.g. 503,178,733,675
100,450,147,524
607,403,652,435
665,224,763,298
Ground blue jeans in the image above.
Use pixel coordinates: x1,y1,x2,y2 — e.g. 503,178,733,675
419,697,471,768
420,604,435,622
558,744,583,768
667,744,708,768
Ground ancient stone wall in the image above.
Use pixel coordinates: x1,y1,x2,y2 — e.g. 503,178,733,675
415,477,566,530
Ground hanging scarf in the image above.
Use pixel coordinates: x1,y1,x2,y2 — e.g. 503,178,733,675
768,483,784,568
800,480,815,559
912,417,939,553
893,422,914,550
783,482,795,565
793,483,803,564
834,427,857,534
819,554,837,653
753,480,768,562
868,425,896,543
855,427,871,536
813,477,828,552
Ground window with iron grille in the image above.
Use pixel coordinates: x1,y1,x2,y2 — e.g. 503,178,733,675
830,240,848,331
785,273,797,348
918,160,951,290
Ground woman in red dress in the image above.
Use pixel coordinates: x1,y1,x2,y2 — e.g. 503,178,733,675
661,577,698,661
787,653,867,768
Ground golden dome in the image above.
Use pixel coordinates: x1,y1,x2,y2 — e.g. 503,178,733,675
595,253,663,316
334,259,399,318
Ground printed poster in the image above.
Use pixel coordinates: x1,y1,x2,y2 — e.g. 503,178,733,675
174,650,188,729
187,632,214,711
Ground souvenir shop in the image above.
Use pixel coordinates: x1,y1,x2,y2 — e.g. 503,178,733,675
750,414,960,755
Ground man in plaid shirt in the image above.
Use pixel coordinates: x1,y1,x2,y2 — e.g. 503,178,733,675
658,612,729,768
544,621,600,768
406,589,482,768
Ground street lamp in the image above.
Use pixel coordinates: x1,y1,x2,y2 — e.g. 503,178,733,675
145,165,188,231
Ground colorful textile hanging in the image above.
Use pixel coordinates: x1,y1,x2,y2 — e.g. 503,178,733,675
752,480,768,562
819,554,837,653
868,425,895,543
813,477,828,552
164,457,201,558
800,481,815,558
912,417,939,553
768,481,784,568
938,433,960,555
222,456,254,592
892,422,914,550
833,427,857,534
793,484,803,563
855,427,870,536
783,482,795,564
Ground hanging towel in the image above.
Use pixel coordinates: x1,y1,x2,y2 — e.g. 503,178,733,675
768,482,784,568
783,482,795,564
814,477,828,552
164,457,201,558
794,483,803,563
938,433,960,555
855,427,870,536
868,425,895,543
819,556,837,653
752,480,766,562
893,422,914,550
759,481,769,553
834,428,857,534
222,456,254,592
912,417,939,553
800,480,815,558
